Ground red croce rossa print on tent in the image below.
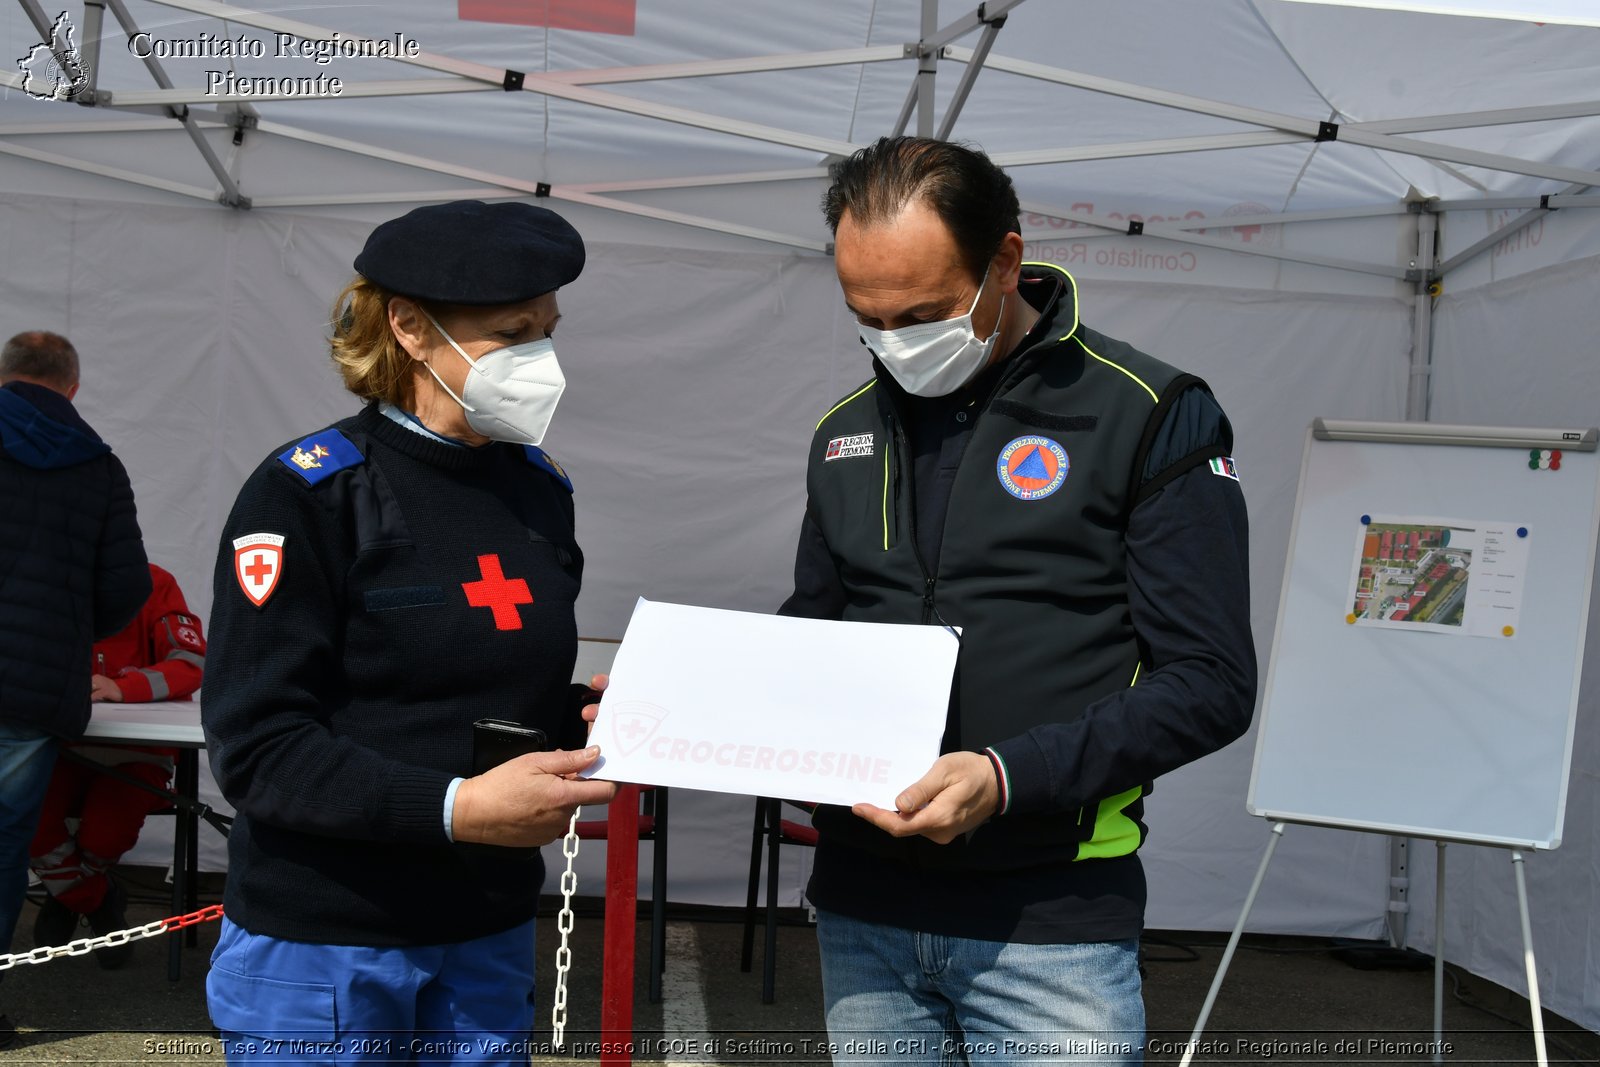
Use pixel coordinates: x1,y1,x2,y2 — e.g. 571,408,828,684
458,0,636,34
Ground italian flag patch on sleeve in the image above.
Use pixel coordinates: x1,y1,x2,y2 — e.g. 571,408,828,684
1209,456,1240,482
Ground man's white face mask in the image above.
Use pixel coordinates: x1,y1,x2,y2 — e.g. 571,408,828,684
420,307,565,445
856,268,1004,398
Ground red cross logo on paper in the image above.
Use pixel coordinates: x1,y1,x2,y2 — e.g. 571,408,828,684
462,554,534,631
608,701,669,757
232,533,286,608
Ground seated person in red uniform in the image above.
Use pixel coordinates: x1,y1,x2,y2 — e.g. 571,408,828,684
29,563,205,968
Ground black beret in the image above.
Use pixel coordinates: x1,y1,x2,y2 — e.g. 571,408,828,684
353,200,585,305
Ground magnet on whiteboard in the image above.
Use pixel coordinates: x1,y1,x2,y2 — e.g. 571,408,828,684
1346,613,1357,624
1502,625,1515,637
1360,514,1371,525
1517,527,1528,538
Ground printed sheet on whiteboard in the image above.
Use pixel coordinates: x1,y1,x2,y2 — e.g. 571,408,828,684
581,598,958,808
1344,515,1531,638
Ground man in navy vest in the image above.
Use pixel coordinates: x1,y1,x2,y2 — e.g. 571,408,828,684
781,137,1257,1063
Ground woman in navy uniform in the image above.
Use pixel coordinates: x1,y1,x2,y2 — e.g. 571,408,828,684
202,201,617,1065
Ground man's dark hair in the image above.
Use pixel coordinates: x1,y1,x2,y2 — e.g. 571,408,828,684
1,330,80,390
822,136,1021,281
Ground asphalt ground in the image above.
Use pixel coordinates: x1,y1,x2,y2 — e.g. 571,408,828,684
2,866,1597,1065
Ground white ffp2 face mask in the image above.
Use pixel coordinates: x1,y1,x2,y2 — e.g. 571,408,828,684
420,308,566,445
856,269,1004,397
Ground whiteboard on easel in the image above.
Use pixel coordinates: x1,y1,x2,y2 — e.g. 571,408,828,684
1248,419,1600,849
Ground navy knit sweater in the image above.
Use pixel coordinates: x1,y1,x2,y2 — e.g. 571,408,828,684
203,405,586,945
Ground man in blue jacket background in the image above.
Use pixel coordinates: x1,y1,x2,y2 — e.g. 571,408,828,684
0,330,149,1044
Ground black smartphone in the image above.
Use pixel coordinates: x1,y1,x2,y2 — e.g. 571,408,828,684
472,718,549,775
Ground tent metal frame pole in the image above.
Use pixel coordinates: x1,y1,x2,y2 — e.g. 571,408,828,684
1428,194,1598,212
1405,207,1438,422
98,0,250,207
924,0,1030,50
106,46,910,107
954,47,1600,187
1352,100,1600,135
75,0,107,106
1433,183,1590,278
135,0,868,155
936,14,1005,141
570,168,828,194
993,130,1306,167
916,0,939,138
0,137,216,200
253,119,827,252
1168,204,1414,230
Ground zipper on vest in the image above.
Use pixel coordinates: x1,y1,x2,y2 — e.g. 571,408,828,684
888,414,940,625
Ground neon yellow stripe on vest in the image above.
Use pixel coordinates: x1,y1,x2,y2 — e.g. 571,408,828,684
1076,784,1145,860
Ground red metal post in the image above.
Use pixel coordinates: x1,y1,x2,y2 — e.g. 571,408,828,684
600,785,640,1067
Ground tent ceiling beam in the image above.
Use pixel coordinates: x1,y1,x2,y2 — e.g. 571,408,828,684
1020,198,1408,279
956,47,1600,186
139,0,867,155
1429,194,1600,211
253,119,827,253
537,46,907,86
568,168,829,194
0,118,197,134
142,0,901,87
1170,204,1414,229
250,188,526,209
0,136,215,200
105,53,914,107
1434,182,1590,278
925,0,1029,51
936,15,1005,141
109,78,488,107
92,0,247,207
1354,100,1600,135
992,130,1307,167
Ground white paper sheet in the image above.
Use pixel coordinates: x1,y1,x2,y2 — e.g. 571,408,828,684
581,598,958,808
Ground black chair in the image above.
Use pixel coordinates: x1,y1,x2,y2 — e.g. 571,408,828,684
574,785,669,1002
740,796,818,1004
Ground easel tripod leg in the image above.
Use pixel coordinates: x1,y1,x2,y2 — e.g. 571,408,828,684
1179,821,1286,1067
1433,842,1445,1066
1510,850,1548,1067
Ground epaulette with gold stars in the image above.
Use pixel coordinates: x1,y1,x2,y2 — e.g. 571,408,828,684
276,429,365,487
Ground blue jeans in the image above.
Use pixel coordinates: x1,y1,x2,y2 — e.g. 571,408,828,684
816,909,1144,1066
0,719,59,956
208,916,538,1066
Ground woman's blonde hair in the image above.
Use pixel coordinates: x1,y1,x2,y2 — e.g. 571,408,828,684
329,276,418,407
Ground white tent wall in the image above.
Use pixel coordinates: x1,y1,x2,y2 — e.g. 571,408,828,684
4,185,1417,928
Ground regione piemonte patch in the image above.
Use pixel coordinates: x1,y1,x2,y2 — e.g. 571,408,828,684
233,533,286,608
825,433,874,461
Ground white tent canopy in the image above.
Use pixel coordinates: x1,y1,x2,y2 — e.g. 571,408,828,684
3,0,1598,1032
